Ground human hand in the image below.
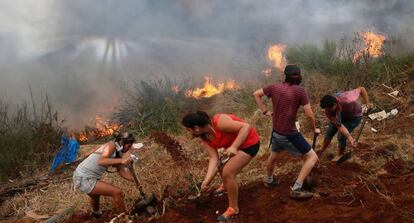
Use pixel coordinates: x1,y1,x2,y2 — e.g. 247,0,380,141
121,156,133,165
225,146,237,157
264,110,273,117
201,181,209,192
314,128,321,135
348,137,357,148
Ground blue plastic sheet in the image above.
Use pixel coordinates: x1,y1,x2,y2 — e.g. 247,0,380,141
49,133,80,172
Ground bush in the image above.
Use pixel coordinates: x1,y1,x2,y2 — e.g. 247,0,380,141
113,77,204,137
286,35,414,88
0,93,62,181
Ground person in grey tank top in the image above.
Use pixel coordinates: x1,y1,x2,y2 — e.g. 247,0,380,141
73,132,136,217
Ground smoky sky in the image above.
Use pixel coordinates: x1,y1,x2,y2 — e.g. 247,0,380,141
0,0,413,129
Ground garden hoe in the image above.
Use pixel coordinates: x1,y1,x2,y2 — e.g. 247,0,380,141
128,159,157,215
187,155,231,200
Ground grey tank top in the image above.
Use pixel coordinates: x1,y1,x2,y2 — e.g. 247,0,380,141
74,145,117,179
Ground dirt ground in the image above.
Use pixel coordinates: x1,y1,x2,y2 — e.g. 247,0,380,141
5,106,414,223
63,138,414,223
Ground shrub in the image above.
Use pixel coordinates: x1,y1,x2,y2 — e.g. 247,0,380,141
0,92,62,181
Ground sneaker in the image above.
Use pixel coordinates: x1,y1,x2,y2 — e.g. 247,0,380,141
217,207,238,222
290,188,313,199
91,211,103,219
213,183,226,197
263,176,279,188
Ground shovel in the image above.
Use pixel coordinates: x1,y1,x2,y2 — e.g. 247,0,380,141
187,155,231,200
337,109,371,165
128,164,156,213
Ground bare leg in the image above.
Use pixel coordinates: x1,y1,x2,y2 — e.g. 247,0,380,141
88,195,100,212
88,181,126,213
221,151,252,212
296,150,318,184
266,152,278,177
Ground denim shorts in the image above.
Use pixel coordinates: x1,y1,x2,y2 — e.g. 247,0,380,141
271,131,311,156
73,174,98,194
325,116,362,149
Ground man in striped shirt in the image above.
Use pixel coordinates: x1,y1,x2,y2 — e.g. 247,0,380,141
254,64,320,198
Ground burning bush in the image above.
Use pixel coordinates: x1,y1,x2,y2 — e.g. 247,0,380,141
0,92,62,182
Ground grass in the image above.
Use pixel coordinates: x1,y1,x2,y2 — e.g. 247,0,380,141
0,91,62,182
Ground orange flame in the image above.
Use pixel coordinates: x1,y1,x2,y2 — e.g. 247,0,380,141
268,44,287,70
79,132,88,142
353,31,386,62
171,85,179,93
77,115,122,142
262,68,272,77
185,77,237,99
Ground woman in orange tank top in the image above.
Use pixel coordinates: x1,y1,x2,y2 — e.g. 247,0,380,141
182,111,260,222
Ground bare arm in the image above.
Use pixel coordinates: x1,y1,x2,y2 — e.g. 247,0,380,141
338,124,356,146
202,145,220,187
216,114,251,150
82,145,100,159
253,89,270,115
358,87,372,108
97,142,130,166
303,103,319,133
117,161,134,182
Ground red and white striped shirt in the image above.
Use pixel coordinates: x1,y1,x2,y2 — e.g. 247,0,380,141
263,83,309,135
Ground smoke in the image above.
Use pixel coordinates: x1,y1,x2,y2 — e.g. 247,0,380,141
0,0,413,129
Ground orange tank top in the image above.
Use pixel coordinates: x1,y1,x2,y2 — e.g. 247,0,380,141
205,114,259,150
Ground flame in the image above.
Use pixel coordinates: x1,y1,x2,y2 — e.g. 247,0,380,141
77,115,122,142
353,31,386,62
268,44,287,70
79,132,88,142
185,77,237,99
171,85,179,93
262,68,272,77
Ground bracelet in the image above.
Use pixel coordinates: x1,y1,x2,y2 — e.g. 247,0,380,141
262,110,268,115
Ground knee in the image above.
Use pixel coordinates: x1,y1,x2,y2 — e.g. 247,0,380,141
222,170,235,181
305,150,319,164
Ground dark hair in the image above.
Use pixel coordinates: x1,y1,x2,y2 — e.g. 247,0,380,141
320,95,337,109
182,111,211,128
114,131,135,144
284,64,302,85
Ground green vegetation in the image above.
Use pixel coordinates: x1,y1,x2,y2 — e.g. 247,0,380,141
286,35,414,88
0,92,62,181
113,77,204,137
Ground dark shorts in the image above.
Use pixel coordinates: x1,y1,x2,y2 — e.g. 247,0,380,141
325,116,362,149
240,141,260,157
271,131,311,156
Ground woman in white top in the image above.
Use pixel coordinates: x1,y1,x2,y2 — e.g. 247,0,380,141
73,132,135,217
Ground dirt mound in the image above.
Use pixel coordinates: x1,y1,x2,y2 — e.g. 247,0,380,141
383,159,413,175
150,132,189,165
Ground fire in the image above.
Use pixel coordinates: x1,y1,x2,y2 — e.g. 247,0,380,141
262,68,272,77
268,44,287,71
171,85,179,93
79,132,88,142
77,115,122,143
353,31,386,62
185,77,237,99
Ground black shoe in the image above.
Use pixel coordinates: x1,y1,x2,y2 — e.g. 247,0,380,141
263,177,279,188
290,188,313,199
92,211,103,219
